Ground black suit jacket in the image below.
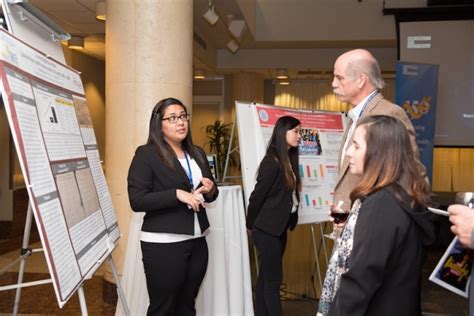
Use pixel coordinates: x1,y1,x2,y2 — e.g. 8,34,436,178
127,144,218,235
329,188,435,316
246,156,298,236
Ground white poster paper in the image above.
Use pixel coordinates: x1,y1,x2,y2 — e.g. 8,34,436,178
0,29,120,307
236,101,347,225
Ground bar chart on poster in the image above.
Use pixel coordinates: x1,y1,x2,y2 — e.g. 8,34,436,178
236,101,349,224
0,29,120,307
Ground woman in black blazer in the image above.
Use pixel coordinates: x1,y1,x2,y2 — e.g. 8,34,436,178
317,115,434,316
246,116,302,316
127,97,218,316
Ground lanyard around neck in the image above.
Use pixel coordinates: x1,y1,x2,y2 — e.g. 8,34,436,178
184,152,193,188
358,91,379,119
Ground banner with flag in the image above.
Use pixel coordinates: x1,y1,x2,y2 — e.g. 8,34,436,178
396,62,439,182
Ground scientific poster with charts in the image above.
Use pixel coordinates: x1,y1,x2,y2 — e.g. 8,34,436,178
0,29,119,307
255,104,347,224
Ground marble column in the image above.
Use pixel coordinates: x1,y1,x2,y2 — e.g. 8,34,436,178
104,0,193,281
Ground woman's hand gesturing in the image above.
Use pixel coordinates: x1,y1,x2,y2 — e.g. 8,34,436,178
176,188,205,212
199,177,215,195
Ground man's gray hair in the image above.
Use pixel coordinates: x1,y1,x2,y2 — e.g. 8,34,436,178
346,58,386,90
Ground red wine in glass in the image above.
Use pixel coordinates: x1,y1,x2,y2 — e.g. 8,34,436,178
324,200,346,240
330,211,349,224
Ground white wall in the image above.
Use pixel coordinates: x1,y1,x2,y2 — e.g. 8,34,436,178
217,47,398,70
255,0,396,41
253,0,427,41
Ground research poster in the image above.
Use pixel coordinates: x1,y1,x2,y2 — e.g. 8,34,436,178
254,104,346,224
0,29,119,307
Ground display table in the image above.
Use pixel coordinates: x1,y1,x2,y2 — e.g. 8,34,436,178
116,185,254,316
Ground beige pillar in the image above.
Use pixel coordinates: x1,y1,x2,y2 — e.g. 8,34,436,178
105,0,193,281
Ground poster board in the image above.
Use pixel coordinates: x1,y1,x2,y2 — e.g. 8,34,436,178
236,101,348,224
396,62,439,182
0,29,120,307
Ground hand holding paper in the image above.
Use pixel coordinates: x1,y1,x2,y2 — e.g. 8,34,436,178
448,204,474,249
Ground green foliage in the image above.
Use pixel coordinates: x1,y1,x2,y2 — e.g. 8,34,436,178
202,120,235,180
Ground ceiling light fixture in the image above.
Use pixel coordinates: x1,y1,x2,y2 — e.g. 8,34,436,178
227,18,247,42
226,39,239,54
279,80,290,86
202,0,219,26
193,69,206,80
96,1,106,21
276,69,289,80
68,35,85,50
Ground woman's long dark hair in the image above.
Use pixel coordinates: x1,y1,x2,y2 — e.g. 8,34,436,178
349,115,430,207
147,97,203,169
264,116,301,192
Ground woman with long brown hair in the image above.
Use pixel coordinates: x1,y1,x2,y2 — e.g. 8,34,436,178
318,115,435,316
246,115,302,316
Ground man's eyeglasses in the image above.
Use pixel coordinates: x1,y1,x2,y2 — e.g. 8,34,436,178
162,113,190,124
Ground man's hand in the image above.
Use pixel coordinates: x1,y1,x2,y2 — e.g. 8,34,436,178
448,204,474,248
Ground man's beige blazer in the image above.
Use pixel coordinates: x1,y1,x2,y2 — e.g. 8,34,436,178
332,93,426,211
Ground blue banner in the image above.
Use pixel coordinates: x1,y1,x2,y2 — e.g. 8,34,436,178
396,62,439,182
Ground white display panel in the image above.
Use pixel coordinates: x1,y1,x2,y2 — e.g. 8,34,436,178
0,29,119,307
236,101,348,224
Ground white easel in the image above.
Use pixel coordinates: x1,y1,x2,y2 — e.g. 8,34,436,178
0,201,131,316
310,222,330,296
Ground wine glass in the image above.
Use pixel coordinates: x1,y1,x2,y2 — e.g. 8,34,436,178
324,200,348,240
455,192,474,208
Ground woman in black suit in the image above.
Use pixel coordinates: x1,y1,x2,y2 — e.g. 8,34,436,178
127,97,218,316
246,116,302,316
317,115,434,316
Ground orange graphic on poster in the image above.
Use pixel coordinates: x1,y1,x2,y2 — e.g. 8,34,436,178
402,96,432,120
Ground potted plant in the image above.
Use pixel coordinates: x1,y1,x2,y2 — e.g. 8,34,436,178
202,120,235,180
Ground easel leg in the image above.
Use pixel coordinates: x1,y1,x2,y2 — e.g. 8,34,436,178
310,224,323,296
77,286,88,316
13,202,33,316
319,222,329,266
222,115,236,182
107,256,130,316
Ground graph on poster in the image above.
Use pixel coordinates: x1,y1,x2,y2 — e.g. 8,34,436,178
0,29,120,307
302,193,332,207
300,163,326,179
236,101,349,224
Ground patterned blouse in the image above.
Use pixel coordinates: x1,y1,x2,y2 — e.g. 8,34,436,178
317,199,362,315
